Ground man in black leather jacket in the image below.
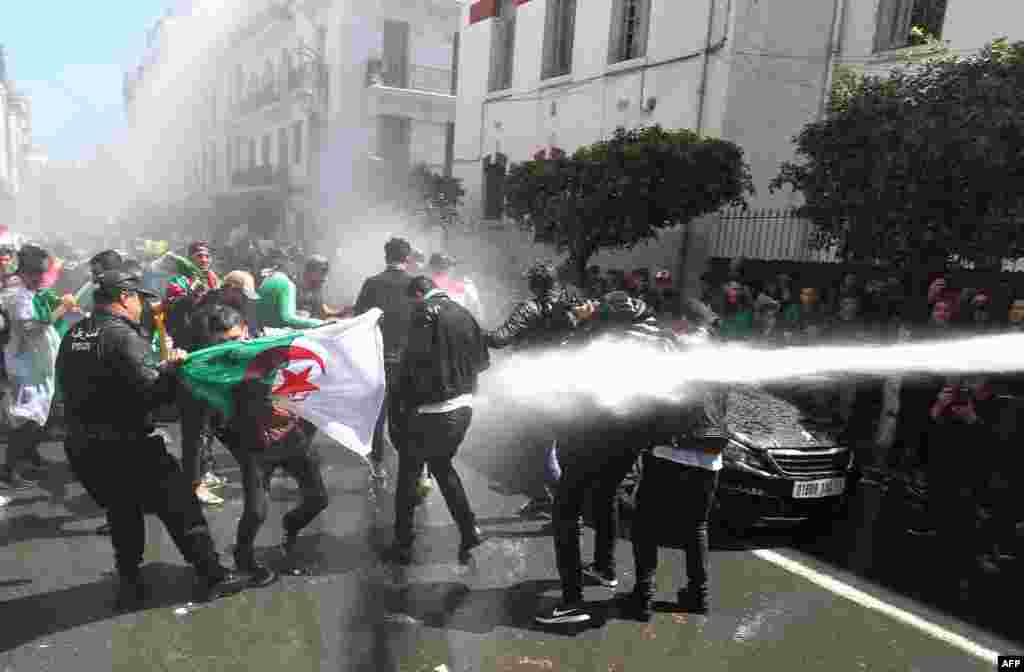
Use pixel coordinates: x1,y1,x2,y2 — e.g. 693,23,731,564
57,270,247,610
486,261,586,517
536,291,678,626
388,276,490,566
354,237,416,477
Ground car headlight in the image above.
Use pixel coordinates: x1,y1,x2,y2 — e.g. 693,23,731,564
724,439,774,472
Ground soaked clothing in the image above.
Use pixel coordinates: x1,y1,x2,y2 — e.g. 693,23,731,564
486,285,583,350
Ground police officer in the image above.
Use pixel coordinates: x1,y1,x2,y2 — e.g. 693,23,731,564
57,270,247,610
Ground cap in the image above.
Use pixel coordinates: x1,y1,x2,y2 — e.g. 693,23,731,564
222,270,260,300
188,241,211,256
96,270,158,299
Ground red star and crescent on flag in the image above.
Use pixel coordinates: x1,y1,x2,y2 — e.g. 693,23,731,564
272,366,321,400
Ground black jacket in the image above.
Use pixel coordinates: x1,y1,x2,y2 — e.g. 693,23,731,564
399,291,490,409
354,267,414,361
487,284,583,350
56,311,178,436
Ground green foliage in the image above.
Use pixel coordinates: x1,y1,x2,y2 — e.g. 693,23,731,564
504,125,754,282
403,163,466,236
773,39,1024,271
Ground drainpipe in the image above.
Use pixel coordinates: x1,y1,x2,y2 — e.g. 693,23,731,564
819,0,847,120
695,0,717,135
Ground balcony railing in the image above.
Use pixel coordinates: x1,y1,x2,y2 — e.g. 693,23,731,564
231,164,289,189
235,87,281,117
365,60,453,95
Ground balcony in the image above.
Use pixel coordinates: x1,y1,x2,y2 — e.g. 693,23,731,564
365,60,455,124
231,164,287,189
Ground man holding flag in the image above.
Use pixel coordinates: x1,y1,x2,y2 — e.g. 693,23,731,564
178,304,387,572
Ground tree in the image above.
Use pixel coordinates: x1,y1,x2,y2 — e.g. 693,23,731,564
503,125,754,284
773,39,1024,279
401,163,466,243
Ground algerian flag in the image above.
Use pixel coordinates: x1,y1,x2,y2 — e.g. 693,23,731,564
178,309,386,458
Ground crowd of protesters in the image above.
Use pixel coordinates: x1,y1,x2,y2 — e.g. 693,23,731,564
2,232,1020,621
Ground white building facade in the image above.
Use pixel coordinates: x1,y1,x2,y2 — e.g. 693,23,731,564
0,50,33,233
124,0,460,246
452,0,1022,282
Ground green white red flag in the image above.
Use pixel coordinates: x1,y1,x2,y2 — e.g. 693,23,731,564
178,309,386,458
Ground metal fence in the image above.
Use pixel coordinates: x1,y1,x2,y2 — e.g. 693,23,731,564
708,208,840,263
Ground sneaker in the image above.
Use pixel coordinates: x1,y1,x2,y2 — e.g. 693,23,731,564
618,591,653,622
518,497,553,519
0,494,10,507
233,551,279,588
535,602,591,625
0,467,36,491
458,527,484,565
582,563,619,588
678,587,709,614
907,525,937,537
195,483,224,506
202,472,227,488
197,569,249,602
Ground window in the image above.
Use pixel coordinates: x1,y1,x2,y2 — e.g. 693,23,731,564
377,115,411,168
261,134,271,166
293,121,304,165
226,139,233,178
281,48,293,88
609,0,650,63
381,20,410,88
235,65,244,105
278,128,288,170
542,0,577,79
482,155,506,219
263,59,276,94
489,0,517,92
874,0,947,52
209,142,217,185
248,138,257,170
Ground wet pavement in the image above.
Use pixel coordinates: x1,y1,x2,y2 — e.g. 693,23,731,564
1,423,1021,671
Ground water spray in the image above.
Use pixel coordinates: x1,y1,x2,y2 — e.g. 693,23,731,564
477,332,1024,418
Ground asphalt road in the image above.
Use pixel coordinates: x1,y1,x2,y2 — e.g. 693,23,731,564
1,422,1020,672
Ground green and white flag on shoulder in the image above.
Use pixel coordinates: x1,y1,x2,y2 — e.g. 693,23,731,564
179,309,386,458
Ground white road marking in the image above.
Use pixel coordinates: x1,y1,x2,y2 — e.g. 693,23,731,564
752,549,1000,665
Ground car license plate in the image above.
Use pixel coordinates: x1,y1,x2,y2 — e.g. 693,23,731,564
792,477,846,499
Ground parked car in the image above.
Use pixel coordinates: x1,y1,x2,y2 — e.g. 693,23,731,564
714,385,858,531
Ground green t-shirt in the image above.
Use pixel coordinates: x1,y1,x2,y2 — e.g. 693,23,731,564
256,272,324,330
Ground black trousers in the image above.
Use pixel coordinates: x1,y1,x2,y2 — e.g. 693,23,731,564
221,424,328,557
394,407,475,549
632,455,719,598
553,430,639,603
3,421,45,469
924,423,981,576
65,434,222,579
371,361,404,464
179,388,217,486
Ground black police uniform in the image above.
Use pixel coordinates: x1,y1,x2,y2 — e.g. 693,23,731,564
56,270,243,604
